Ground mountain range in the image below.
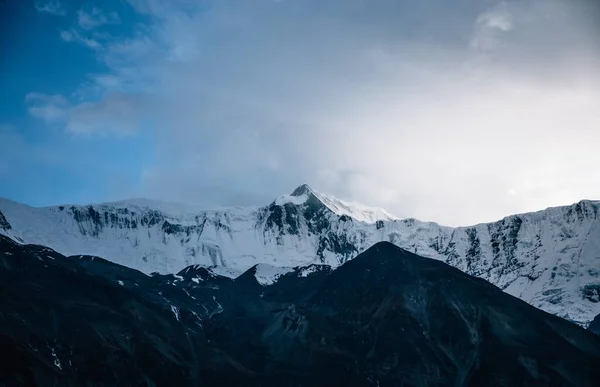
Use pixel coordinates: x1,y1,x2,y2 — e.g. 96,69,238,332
3,236,600,386
1,184,599,326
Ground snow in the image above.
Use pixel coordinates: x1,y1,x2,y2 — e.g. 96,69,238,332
316,192,398,223
253,264,294,285
209,266,243,279
276,186,398,223
170,305,180,321
209,296,223,318
50,346,62,370
297,265,326,277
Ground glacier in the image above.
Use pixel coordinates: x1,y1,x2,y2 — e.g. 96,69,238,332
1,183,599,326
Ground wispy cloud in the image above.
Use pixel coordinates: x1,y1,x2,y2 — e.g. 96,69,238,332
60,29,101,49
470,2,515,55
25,92,144,135
27,0,600,224
77,6,120,30
34,0,66,16
25,93,69,124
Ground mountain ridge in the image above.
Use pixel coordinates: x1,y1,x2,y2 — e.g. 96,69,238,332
3,236,600,386
1,185,600,326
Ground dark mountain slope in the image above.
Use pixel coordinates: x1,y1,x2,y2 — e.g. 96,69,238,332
590,314,600,336
2,236,600,386
290,242,600,386
0,236,223,386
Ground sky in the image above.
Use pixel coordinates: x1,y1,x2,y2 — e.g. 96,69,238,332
0,0,599,226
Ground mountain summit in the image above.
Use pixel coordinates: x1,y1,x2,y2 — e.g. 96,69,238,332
290,183,314,197
278,184,398,223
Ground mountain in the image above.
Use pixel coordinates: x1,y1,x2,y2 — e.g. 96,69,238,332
2,236,600,386
1,185,599,326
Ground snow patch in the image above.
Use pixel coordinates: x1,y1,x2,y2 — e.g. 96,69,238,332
209,296,223,318
170,305,180,321
209,266,242,279
50,347,62,370
173,274,184,282
254,264,293,285
297,265,327,277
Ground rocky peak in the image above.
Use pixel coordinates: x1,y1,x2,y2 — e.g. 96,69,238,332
290,183,315,196
290,183,315,197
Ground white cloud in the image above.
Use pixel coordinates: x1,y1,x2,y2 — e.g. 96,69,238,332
25,92,144,136
60,29,101,49
34,0,66,16
77,7,120,30
25,93,69,124
66,93,145,135
32,0,600,225
477,8,514,31
470,2,515,55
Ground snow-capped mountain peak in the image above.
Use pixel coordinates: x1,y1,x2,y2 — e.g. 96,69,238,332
1,187,600,326
275,184,398,224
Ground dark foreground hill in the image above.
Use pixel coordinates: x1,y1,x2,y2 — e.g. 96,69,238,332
1,235,600,386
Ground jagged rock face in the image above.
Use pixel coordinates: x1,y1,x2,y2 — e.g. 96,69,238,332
1,188,599,325
3,237,600,386
0,211,10,231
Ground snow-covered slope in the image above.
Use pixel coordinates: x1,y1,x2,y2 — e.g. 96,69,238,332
1,185,599,326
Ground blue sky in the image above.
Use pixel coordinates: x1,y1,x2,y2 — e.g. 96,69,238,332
1,0,154,205
1,0,599,225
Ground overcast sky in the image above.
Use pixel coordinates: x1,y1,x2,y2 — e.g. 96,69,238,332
1,0,599,226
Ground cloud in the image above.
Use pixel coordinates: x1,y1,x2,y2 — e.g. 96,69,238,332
470,2,515,55
66,93,145,135
30,0,600,225
25,93,69,124
25,92,144,135
77,6,120,30
60,29,102,49
477,6,514,31
34,0,66,16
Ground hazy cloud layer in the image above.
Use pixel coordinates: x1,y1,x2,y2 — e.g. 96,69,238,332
27,0,600,225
